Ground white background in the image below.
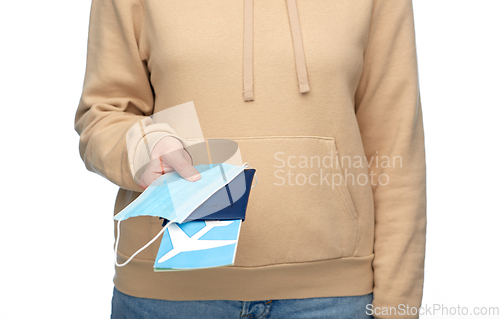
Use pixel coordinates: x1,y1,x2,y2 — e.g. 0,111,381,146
1,0,499,318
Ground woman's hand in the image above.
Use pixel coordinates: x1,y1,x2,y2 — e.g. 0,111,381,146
139,136,201,190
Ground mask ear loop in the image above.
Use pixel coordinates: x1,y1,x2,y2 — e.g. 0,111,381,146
242,162,258,189
114,217,175,267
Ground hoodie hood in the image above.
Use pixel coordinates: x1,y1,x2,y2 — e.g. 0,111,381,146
243,0,310,101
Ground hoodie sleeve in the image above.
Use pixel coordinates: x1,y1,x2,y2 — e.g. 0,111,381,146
74,0,189,192
354,0,427,318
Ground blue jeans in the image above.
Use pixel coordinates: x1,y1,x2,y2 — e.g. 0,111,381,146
111,287,374,319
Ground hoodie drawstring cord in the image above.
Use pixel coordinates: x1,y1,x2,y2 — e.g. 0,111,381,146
243,0,254,101
243,0,310,102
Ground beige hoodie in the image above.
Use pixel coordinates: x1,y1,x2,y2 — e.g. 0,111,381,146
75,0,426,317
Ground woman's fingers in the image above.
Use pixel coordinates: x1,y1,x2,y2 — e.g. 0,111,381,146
138,136,201,189
139,168,159,190
162,148,201,182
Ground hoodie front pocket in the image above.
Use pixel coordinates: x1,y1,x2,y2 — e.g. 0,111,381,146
186,136,359,266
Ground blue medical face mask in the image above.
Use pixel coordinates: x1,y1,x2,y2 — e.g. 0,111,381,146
114,162,257,267
114,162,254,223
